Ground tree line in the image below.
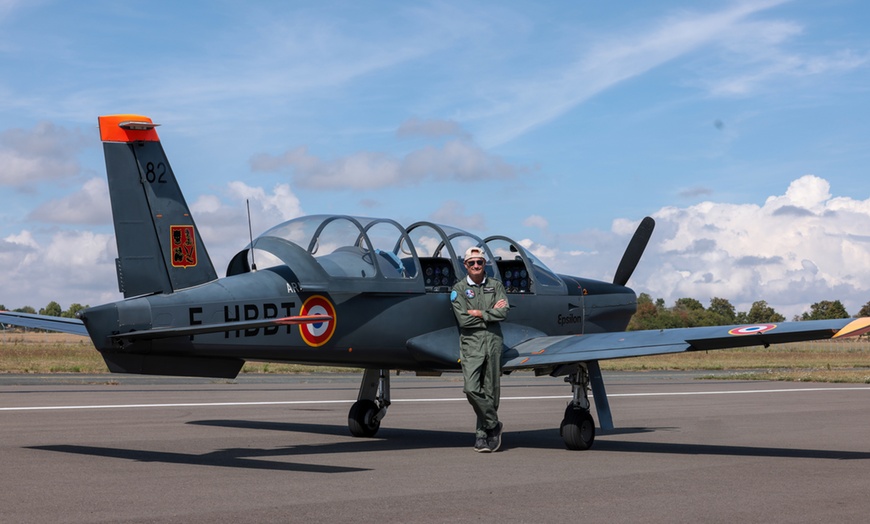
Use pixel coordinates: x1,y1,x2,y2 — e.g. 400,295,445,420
628,294,870,331
0,301,88,319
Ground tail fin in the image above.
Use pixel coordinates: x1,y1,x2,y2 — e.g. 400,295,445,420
99,115,217,298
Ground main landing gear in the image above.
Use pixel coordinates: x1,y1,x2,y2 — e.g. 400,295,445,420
348,368,391,437
560,365,596,450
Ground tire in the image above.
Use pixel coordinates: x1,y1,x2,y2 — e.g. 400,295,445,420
348,399,381,437
560,405,595,450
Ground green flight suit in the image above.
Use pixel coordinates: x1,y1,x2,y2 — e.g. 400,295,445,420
451,276,509,438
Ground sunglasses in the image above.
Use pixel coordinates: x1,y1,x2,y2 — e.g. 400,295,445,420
465,259,485,267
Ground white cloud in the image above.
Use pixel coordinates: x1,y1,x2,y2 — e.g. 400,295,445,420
189,181,305,272
429,201,486,232
630,176,870,317
250,127,518,190
518,175,870,319
523,215,548,230
27,177,111,225
0,228,117,310
0,122,89,187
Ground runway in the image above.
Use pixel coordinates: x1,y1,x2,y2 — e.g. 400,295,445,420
1,371,869,523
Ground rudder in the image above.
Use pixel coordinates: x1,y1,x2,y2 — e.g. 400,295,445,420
99,115,217,297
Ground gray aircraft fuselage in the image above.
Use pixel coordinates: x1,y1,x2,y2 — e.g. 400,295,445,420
82,216,636,378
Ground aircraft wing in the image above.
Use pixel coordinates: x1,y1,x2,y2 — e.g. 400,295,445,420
502,317,870,371
0,311,89,337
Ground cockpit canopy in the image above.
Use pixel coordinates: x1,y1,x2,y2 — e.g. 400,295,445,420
226,215,566,294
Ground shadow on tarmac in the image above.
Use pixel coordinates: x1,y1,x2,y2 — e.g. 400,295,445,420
27,420,870,474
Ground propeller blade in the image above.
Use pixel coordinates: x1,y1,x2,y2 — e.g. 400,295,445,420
613,216,655,286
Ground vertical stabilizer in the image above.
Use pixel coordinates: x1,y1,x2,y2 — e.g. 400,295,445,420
99,115,217,297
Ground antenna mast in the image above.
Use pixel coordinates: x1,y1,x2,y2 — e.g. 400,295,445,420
246,199,257,271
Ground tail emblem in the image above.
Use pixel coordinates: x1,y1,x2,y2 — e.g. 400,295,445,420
170,225,198,268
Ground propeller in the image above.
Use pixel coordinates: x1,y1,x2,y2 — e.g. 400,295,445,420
612,216,655,286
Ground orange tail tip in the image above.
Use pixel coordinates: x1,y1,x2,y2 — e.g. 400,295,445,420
98,114,160,143
832,317,870,339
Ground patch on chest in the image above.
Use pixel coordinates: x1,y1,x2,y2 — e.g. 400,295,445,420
466,289,475,299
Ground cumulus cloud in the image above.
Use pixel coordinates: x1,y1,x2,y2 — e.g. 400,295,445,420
0,122,89,188
0,228,117,310
537,175,870,319
188,181,305,271
0,181,305,309
27,177,111,225
249,122,518,190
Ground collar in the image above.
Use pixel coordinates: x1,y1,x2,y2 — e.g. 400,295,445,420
466,275,487,286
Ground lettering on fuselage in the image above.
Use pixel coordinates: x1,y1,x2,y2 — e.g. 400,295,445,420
557,312,583,327
187,302,296,338
225,302,295,337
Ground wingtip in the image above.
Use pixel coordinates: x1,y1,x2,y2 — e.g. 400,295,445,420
832,317,870,339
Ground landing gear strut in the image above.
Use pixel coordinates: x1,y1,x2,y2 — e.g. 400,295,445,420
348,368,390,437
560,365,596,450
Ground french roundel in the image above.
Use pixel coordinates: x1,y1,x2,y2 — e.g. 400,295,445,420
728,324,777,336
299,295,337,347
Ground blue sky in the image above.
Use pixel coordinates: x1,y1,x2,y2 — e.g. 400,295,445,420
2,0,870,319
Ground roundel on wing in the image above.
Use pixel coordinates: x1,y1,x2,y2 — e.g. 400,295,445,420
728,324,777,336
299,295,337,347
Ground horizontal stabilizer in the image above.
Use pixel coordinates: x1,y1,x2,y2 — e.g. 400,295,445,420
110,315,333,341
0,311,89,337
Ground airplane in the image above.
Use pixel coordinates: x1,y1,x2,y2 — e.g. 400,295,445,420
3,114,870,451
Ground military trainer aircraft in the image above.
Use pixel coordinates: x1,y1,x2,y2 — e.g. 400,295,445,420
3,114,870,450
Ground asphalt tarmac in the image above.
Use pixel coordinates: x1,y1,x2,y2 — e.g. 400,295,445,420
1,371,869,523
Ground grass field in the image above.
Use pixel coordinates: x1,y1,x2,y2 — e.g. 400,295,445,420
2,330,869,382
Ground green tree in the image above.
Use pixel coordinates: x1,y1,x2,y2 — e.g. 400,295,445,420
707,297,736,324
674,297,704,311
800,300,849,320
14,306,36,314
628,293,659,330
746,300,785,323
859,300,870,318
63,303,88,318
39,301,63,317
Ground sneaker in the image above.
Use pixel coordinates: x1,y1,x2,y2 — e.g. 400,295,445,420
474,436,491,453
486,422,503,452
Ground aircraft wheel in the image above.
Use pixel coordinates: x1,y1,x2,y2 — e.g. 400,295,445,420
560,405,595,450
348,399,381,437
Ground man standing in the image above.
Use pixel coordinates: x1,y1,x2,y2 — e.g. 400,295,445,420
451,246,509,452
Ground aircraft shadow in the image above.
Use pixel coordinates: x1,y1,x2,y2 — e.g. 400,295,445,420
28,422,868,472
27,443,369,474
191,419,870,460
591,439,870,460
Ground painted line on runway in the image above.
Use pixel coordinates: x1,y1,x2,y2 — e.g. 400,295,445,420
1,386,869,412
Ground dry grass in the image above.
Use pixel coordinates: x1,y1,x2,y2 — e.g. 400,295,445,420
0,331,105,373
2,330,869,382
0,330,352,374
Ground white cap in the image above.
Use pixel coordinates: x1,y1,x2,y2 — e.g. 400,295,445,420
464,246,486,261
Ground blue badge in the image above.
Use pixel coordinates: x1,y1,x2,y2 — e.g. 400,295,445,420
450,290,457,302
466,289,475,299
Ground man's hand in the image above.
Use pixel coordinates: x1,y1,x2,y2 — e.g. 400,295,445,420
494,299,508,309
